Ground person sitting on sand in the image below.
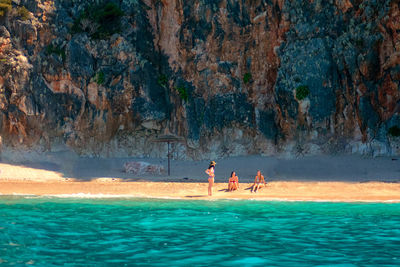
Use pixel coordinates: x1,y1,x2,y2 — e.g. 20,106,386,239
252,170,266,193
228,171,239,192
205,161,216,196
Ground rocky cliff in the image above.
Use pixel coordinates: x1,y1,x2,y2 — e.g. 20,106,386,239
0,0,399,159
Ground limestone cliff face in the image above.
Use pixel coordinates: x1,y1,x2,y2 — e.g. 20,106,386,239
0,0,399,159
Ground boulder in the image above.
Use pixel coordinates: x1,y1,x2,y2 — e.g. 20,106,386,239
124,161,166,175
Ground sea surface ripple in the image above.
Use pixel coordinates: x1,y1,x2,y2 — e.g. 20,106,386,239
0,197,399,266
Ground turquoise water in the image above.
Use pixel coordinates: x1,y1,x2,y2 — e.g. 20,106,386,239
0,197,400,266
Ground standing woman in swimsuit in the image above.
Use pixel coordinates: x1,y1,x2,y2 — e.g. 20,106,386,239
205,161,216,196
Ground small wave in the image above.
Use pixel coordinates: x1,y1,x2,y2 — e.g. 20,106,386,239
0,193,140,199
1,193,399,203
43,193,140,199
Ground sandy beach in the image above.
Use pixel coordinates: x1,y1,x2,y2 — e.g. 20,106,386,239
0,180,399,202
0,150,399,202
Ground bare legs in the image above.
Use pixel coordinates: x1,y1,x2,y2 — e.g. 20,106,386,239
208,178,214,196
252,184,261,193
229,183,238,192
228,182,235,192
232,183,238,191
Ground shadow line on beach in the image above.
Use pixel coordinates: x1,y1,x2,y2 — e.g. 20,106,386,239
1,154,400,183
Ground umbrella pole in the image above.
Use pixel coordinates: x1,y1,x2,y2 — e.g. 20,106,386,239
167,141,170,176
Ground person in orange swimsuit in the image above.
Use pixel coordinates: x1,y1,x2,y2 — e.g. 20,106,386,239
228,171,239,191
252,170,266,193
205,161,216,196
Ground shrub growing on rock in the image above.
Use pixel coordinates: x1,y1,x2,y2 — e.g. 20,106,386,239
0,0,11,17
72,2,124,39
388,126,400,137
295,85,310,101
157,74,168,87
243,72,252,84
175,85,188,102
17,6,29,20
95,71,105,85
46,44,66,61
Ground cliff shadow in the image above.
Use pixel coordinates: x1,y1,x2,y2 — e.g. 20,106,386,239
0,153,399,183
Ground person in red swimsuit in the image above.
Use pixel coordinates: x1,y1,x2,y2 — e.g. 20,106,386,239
228,171,239,192
205,161,216,196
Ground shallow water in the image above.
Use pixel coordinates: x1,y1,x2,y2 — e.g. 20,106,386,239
0,197,400,266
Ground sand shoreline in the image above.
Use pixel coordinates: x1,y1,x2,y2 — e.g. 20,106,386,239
0,180,399,203
0,153,399,202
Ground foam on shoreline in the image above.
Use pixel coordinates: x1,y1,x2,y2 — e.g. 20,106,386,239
1,192,399,203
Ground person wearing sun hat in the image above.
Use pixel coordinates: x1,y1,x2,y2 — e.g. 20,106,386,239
205,161,216,196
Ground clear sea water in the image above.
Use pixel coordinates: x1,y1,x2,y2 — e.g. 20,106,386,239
0,197,400,266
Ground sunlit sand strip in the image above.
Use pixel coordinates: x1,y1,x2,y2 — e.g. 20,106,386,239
0,180,399,203
0,163,65,181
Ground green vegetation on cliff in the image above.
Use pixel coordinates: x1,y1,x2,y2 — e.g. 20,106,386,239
157,74,168,88
17,6,29,20
1,0,399,158
46,44,66,61
175,85,188,102
0,0,11,17
72,2,124,39
295,85,310,101
388,126,400,137
243,72,252,84
95,71,105,85
0,1,29,20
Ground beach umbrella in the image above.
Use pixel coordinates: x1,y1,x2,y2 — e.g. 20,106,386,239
152,134,184,176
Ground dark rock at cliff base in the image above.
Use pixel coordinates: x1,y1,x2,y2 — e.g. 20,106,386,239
359,96,380,131
203,93,254,130
259,110,278,141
